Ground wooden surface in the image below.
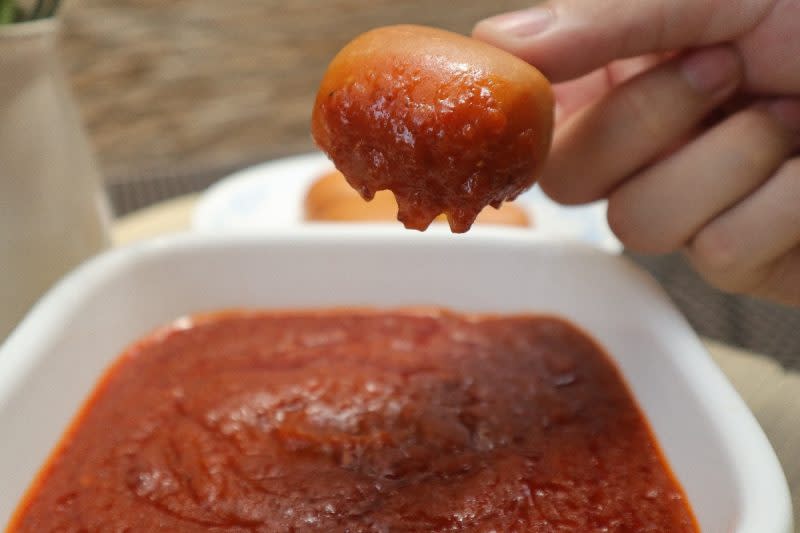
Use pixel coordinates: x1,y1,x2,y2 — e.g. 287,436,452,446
114,196,800,526
59,0,532,182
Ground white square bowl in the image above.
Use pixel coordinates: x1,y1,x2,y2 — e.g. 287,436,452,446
0,228,792,532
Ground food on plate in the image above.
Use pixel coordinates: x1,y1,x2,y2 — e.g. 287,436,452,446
10,309,697,531
304,169,531,227
304,169,404,222
311,25,554,233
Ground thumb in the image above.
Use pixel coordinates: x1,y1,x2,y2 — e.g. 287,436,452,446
473,0,772,82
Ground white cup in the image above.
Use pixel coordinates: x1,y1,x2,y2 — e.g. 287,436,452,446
0,19,111,342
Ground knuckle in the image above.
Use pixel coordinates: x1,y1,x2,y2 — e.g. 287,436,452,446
538,174,590,205
606,192,681,254
769,157,800,223
751,256,800,305
606,196,633,242
735,109,772,138
723,110,778,167
605,196,637,247
616,86,664,140
780,156,800,178
688,224,746,291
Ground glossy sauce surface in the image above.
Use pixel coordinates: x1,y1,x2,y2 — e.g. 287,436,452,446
312,26,553,233
10,310,697,532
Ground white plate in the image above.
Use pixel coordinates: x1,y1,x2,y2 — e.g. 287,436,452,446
0,229,791,532
192,152,622,252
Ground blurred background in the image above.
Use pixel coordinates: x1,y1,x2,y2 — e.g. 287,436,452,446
60,0,532,211
52,0,799,365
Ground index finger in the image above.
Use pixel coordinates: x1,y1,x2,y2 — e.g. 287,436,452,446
472,0,775,82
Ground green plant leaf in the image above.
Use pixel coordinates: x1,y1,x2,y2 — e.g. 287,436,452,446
0,0,16,24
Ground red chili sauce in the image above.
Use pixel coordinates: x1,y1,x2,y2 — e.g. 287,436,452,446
312,65,547,234
10,310,698,532
311,27,553,234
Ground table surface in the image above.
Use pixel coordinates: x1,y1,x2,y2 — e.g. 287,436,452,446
113,196,800,528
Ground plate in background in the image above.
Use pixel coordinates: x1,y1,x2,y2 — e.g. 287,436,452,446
192,152,622,252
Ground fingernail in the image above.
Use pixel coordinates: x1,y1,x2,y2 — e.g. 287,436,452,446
681,47,741,95
768,99,800,134
478,7,554,38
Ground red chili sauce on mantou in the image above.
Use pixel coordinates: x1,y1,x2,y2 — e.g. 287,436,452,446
10,310,697,532
312,26,554,233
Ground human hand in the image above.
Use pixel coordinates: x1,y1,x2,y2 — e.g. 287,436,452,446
474,0,800,305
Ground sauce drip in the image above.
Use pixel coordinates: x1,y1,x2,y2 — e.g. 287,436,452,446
316,65,541,232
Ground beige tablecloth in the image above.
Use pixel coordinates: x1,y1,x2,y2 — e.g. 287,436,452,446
113,197,800,528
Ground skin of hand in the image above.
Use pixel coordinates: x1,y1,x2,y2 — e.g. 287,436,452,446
474,0,800,306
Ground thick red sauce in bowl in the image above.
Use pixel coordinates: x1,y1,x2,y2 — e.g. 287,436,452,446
9,310,697,532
